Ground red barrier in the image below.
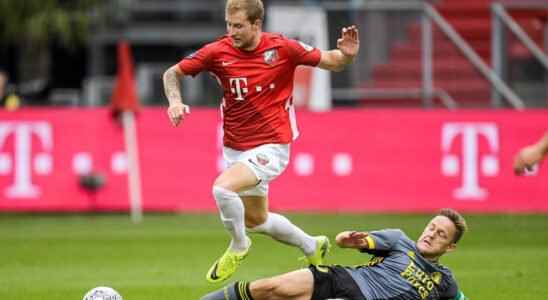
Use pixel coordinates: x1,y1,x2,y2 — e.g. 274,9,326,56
0,108,547,212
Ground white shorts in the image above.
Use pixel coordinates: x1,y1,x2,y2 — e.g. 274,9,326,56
223,143,290,197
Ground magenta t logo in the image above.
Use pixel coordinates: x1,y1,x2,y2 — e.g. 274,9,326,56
441,122,499,200
0,122,53,199
229,77,248,101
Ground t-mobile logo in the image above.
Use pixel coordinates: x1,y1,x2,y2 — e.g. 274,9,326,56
0,122,53,198
441,122,499,200
229,77,248,101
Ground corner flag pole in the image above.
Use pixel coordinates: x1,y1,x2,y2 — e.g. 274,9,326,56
112,40,143,223
122,110,142,223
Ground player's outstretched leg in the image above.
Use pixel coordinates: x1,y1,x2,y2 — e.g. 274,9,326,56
207,186,251,283
201,281,252,300
202,269,315,300
248,212,331,266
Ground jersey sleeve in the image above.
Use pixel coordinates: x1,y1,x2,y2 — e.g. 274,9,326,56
360,229,404,254
285,38,321,67
177,43,215,76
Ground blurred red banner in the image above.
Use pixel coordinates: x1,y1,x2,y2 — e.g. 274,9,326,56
0,108,547,213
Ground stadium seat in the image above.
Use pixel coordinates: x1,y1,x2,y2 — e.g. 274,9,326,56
361,0,546,108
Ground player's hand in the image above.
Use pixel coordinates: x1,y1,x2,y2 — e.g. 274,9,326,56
513,144,542,175
337,25,359,58
336,231,369,249
167,102,190,127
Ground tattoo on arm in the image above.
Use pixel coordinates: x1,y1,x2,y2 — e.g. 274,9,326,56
163,67,183,105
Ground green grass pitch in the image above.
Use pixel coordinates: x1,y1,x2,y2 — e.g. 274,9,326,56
1,213,547,299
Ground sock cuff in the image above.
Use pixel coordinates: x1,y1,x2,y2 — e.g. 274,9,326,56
234,281,254,300
212,185,237,197
249,212,289,233
248,214,273,233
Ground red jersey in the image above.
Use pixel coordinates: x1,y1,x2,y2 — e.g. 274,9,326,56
177,32,321,150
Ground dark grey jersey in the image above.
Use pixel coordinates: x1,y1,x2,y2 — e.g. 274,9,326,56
344,229,459,300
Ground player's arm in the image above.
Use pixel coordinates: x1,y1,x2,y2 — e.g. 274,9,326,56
514,132,548,175
318,25,359,72
163,64,190,127
335,231,371,250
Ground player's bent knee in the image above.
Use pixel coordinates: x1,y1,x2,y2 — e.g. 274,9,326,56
245,213,267,228
212,185,235,203
212,177,234,191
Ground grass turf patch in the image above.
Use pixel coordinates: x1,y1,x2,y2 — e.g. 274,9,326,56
0,213,547,299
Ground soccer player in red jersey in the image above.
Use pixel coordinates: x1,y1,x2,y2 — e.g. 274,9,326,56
163,0,359,283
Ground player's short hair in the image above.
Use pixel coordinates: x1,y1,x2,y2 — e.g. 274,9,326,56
438,208,467,244
226,0,264,24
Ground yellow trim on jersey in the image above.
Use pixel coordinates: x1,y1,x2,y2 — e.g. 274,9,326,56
365,236,376,249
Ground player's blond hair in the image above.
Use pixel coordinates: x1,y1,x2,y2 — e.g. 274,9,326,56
226,0,264,24
438,208,467,244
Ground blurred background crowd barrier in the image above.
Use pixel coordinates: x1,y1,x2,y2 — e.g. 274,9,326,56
1,109,546,212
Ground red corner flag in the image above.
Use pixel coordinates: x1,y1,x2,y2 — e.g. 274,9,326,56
111,40,139,114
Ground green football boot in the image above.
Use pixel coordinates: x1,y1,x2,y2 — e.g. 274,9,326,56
206,238,251,283
306,235,331,267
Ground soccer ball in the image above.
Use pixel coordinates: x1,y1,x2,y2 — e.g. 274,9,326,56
83,286,123,300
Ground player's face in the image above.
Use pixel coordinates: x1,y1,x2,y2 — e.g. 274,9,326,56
417,216,457,260
226,10,260,50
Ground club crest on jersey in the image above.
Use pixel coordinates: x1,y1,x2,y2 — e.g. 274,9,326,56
298,41,314,52
263,49,278,65
256,153,270,166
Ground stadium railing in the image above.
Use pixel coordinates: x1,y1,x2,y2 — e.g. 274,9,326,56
491,0,548,107
322,0,525,109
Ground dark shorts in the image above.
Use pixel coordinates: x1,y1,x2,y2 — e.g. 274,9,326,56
310,265,367,300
